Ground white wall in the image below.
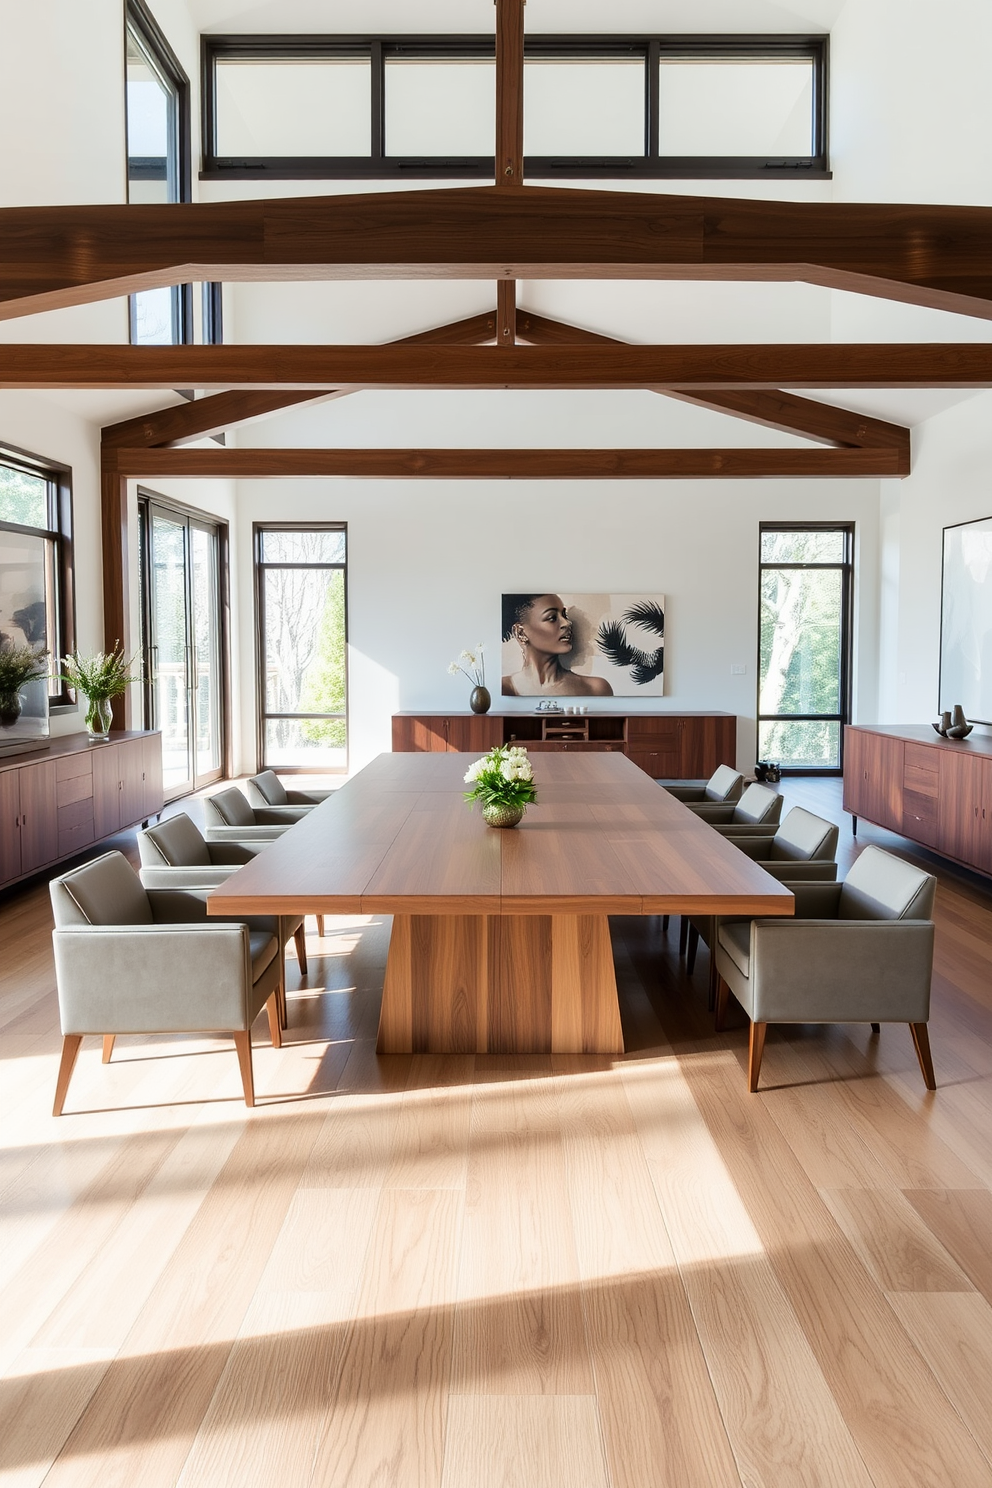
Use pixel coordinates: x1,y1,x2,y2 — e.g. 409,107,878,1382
235,471,880,774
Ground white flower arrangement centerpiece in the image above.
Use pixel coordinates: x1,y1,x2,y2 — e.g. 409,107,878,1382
464,744,537,828
447,644,491,715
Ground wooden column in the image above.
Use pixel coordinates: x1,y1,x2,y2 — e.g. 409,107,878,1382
100,455,131,729
495,0,525,186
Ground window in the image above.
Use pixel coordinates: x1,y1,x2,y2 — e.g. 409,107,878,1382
758,525,853,773
255,526,348,771
126,0,192,345
0,445,75,710
202,35,828,180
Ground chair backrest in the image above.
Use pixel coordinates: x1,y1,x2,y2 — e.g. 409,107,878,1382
248,770,288,806
839,844,936,921
769,807,839,862
204,788,255,829
732,783,783,825
138,813,212,868
705,765,744,802
50,850,153,928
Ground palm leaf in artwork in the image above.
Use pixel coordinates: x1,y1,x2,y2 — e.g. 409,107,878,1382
630,650,664,685
622,600,665,638
596,620,653,671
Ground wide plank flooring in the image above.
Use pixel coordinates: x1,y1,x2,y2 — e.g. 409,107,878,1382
3,781,992,1486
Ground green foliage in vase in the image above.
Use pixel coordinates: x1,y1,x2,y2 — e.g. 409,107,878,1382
0,640,48,692
59,645,141,701
463,745,538,812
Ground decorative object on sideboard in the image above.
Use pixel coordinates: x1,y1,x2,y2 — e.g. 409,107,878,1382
463,745,537,828
447,643,491,714
58,645,141,741
947,704,973,739
933,710,953,736
0,640,47,729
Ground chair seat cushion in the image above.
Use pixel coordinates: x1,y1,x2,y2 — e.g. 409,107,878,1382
717,920,751,977
249,932,279,981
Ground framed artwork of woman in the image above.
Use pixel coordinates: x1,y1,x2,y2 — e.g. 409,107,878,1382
501,592,665,698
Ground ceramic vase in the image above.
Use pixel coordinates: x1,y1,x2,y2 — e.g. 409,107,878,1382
482,801,523,828
933,710,952,736
469,685,492,715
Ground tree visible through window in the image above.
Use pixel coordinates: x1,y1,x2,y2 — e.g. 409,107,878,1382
758,526,852,772
256,526,348,770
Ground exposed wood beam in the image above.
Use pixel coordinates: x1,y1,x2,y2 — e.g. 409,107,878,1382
497,280,517,349
101,311,498,447
8,342,992,390
3,187,992,319
104,446,909,479
517,308,911,463
495,0,525,186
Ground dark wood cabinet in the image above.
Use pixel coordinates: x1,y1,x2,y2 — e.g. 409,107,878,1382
845,724,992,877
392,711,736,781
0,732,163,893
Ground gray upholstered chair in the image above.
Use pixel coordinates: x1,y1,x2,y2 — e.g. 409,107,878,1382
137,813,312,978
660,765,744,803
247,769,333,810
684,782,784,829
713,844,937,1093
684,806,840,984
202,787,297,841
49,850,283,1114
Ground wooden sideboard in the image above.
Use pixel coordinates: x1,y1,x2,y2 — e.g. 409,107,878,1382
0,731,163,892
391,711,736,780
843,723,992,876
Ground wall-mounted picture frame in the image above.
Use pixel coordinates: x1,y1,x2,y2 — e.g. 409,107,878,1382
501,591,665,698
940,514,992,725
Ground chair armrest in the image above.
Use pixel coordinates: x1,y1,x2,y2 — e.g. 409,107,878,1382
52,923,258,1033
140,866,239,892
712,821,779,836
286,788,332,804
756,861,838,882
723,836,774,860
252,805,311,825
787,882,844,917
661,782,707,800
749,918,934,1023
204,824,287,843
208,842,256,865
683,801,736,821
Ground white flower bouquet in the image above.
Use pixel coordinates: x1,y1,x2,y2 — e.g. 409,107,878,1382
447,644,486,688
463,744,538,816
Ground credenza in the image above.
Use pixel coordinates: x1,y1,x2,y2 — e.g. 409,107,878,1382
391,711,737,780
0,731,163,891
843,723,992,876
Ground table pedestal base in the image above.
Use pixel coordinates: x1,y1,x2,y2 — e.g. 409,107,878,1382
376,913,625,1055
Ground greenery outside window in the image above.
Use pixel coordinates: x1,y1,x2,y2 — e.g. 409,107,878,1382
0,445,75,711
202,34,827,181
255,525,348,772
758,524,853,773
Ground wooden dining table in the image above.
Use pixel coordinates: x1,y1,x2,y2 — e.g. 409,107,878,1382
208,750,794,1055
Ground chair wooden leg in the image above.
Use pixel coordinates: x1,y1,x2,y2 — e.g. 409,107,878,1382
293,923,308,974
678,916,689,955
266,992,282,1049
748,1021,768,1093
277,959,287,1029
714,975,730,1032
707,957,718,1013
233,1030,255,1107
102,1035,116,1064
687,923,699,974
53,1034,83,1116
910,1022,936,1090
316,914,326,937
661,914,669,934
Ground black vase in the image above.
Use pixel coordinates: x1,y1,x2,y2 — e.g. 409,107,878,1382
469,686,492,715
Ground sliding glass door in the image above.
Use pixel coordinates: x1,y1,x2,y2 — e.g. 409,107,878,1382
140,495,225,797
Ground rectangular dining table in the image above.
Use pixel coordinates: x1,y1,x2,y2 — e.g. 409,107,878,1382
208,751,794,1055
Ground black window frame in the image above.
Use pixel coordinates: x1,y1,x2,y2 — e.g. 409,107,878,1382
0,442,76,714
126,0,195,345
201,33,829,181
756,522,854,777
254,522,349,775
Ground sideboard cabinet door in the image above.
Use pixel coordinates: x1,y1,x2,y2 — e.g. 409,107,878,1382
92,744,123,839
18,759,59,875
0,771,21,885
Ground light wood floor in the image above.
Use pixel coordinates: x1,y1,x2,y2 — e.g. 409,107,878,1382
4,781,992,1487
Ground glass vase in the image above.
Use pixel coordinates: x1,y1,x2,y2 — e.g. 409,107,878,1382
85,697,113,741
